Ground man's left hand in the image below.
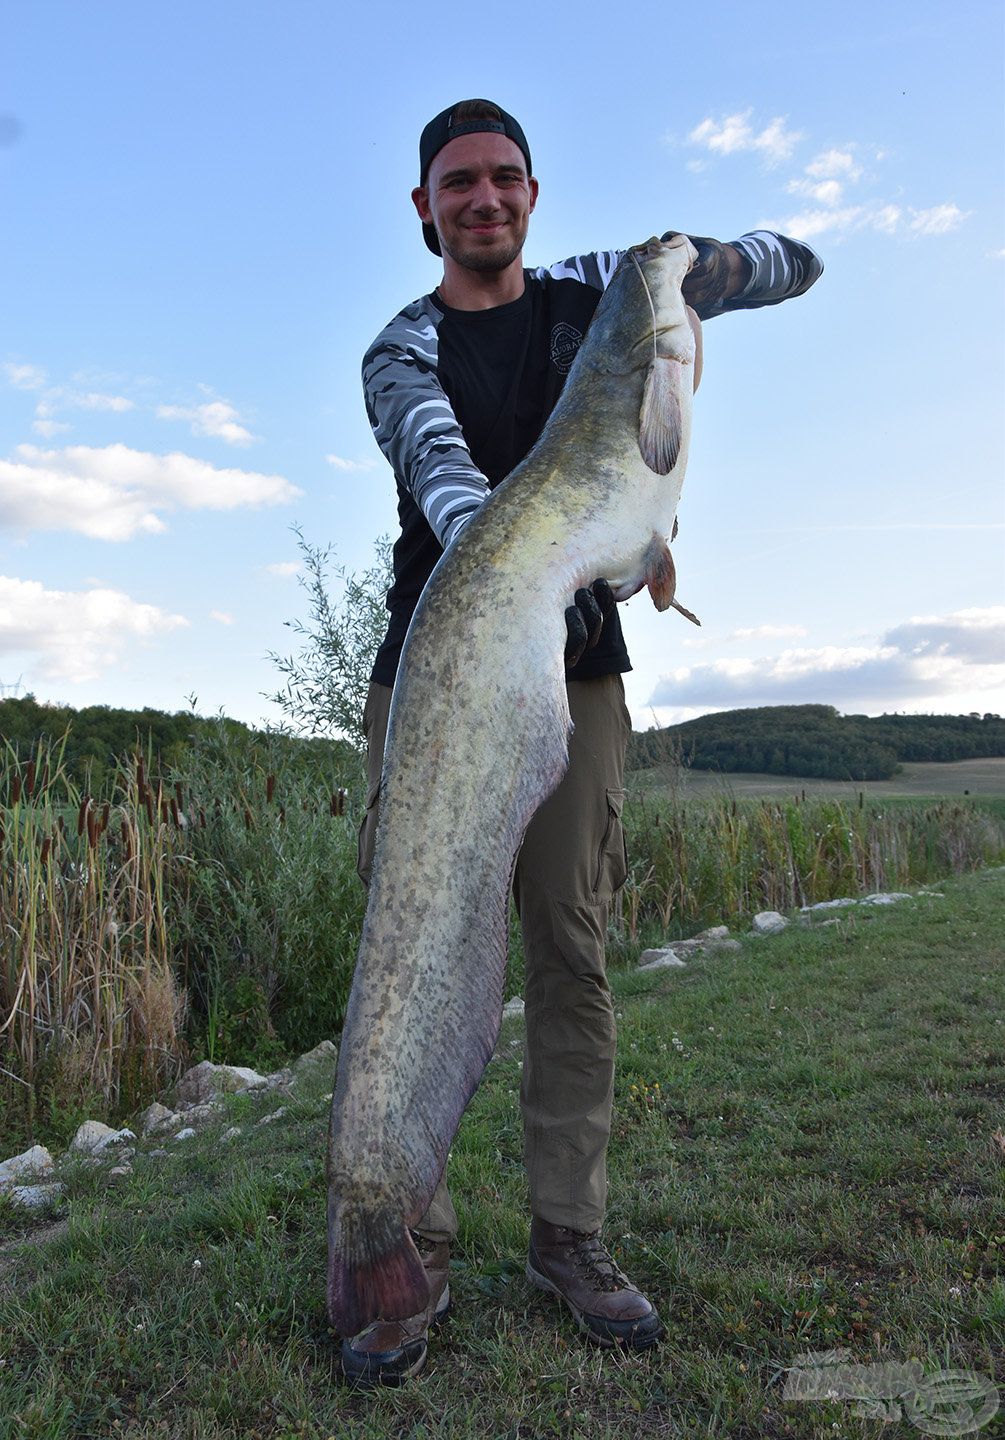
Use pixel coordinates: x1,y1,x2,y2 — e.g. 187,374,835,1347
682,236,750,310
565,579,616,669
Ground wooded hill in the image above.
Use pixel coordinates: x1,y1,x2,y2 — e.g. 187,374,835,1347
627,704,1005,781
0,695,353,792
2,696,1003,788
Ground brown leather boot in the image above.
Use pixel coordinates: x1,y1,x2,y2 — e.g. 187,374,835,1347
526,1218,664,1349
340,1235,451,1386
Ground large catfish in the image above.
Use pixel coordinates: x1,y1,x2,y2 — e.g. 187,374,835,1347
327,233,700,1335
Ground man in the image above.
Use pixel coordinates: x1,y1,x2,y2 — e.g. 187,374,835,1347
345,99,822,1385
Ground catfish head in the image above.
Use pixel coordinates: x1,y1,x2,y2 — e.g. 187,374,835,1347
581,234,699,475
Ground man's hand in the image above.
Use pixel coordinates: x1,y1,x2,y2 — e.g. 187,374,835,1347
682,236,751,311
565,579,616,669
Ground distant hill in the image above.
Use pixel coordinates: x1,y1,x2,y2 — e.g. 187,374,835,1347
627,704,1005,781
0,695,355,792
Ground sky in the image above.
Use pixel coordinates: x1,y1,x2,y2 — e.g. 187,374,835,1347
1,1,1003,737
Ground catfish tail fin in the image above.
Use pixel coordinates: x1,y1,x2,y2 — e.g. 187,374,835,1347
326,1194,429,1336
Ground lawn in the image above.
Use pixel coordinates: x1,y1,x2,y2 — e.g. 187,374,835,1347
1,870,1002,1439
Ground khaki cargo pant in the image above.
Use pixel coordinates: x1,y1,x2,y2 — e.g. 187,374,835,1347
357,673,631,1240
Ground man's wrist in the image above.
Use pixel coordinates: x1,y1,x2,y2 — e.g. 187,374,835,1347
722,243,752,300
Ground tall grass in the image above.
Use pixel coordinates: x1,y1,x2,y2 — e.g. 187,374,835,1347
0,740,186,1139
619,787,1005,939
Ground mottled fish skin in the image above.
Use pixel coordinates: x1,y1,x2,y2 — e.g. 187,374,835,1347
327,234,698,1337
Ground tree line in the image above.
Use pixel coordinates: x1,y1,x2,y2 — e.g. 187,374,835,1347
627,704,1005,781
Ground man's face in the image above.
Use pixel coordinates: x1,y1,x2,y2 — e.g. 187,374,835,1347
412,132,539,273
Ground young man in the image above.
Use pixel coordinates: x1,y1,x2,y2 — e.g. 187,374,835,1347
345,99,823,1385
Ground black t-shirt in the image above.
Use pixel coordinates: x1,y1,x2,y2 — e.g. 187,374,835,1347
370,270,630,685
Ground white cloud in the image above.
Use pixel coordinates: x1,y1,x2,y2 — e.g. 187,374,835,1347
325,453,380,472
648,607,1005,712
73,392,135,412
728,624,808,641
32,419,71,438
909,203,968,235
4,362,46,390
0,574,188,683
157,399,257,446
265,561,301,577
0,442,301,541
210,610,234,625
687,110,801,165
786,177,845,207
805,149,861,181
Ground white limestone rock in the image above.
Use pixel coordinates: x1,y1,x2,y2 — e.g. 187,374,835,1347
256,1107,288,1127
0,1145,54,1187
69,1122,136,1156
292,1040,339,1083
801,898,858,912
752,911,788,935
7,1182,65,1212
108,1165,133,1178
861,892,913,905
138,1102,181,1137
220,1127,243,1143
173,1128,197,1142
174,1061,268,1108
696,925,731,941
502,997,525,1018
638,949,686,971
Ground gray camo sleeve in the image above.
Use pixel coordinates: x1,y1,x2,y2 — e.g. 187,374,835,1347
362,297,489,549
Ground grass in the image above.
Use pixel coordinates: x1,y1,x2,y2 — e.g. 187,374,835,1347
1,869,1002,1438
629,756,1005,801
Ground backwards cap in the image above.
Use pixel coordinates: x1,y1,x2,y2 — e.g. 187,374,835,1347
418,100,532,256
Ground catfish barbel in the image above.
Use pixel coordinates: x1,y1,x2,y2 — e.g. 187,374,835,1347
327,233,700,1336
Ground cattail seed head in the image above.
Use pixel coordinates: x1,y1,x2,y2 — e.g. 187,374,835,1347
25,760,36,797
266,774,276,804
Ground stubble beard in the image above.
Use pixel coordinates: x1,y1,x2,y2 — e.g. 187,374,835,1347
440,223,527,274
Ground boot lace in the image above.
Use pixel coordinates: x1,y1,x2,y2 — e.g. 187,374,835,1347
562,1229,632,1294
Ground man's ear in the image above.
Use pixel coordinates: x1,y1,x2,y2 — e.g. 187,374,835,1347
528,177,539,214
411,185,432,223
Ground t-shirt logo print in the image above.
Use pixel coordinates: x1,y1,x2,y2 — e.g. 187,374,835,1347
550,322,583,375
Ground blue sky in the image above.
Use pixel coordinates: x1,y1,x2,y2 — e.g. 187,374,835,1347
2,1,1003,733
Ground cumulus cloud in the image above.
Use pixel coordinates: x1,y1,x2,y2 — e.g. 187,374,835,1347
325,453,380,472
648,607,1005,713
687,110,801,165
4,362,47,390
0,574,188,683
32,419,71,439
157,399,257,446
804,148,861,181
265,561,301,577
909,203,969,235
728,624,808,641
0,442,301,541
210,610,234,625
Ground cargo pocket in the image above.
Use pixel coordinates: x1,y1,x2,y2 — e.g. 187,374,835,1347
593,787,628,901
356,780,381,889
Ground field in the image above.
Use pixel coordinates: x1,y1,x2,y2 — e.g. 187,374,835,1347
628,757,1005,801
2,869,1002,1439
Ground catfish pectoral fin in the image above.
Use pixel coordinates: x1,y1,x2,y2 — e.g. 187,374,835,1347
327,1197,430,1334
639,356,685,474
644,534,677,612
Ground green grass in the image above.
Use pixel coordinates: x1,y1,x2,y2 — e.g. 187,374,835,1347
2,870,1002,1438
629,756,1005,801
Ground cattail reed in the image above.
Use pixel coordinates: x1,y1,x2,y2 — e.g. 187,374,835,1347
25,759,36,797
266,774,276,804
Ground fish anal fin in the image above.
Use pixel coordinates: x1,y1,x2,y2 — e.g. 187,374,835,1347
639,357,685,475
644,533,677,612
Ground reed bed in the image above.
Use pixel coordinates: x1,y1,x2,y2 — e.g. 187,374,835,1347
619,788,1005,940
0,740,186,1136
3,723,1003,1148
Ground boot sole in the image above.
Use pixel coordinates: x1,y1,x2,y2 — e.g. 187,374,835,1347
525,1262,664,1350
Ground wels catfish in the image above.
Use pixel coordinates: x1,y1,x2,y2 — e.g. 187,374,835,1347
327,233,700,1336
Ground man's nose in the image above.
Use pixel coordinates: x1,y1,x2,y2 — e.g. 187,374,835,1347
469,177,503,210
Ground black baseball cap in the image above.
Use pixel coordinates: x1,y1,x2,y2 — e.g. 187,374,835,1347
418,100,532,256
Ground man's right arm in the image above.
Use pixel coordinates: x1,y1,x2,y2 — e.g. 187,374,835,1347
362,304,490,549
